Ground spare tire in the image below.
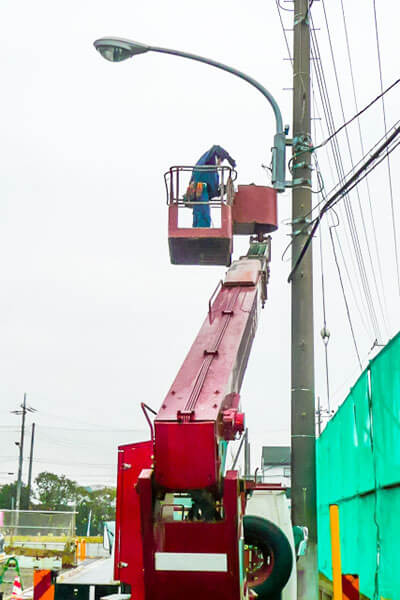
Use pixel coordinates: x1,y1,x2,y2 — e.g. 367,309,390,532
243,515,293,599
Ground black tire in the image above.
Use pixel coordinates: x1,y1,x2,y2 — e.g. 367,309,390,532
243,515,293,599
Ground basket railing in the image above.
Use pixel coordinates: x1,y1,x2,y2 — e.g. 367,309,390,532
164,165,237,207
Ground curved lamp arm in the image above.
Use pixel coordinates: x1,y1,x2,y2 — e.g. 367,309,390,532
94,37,287,192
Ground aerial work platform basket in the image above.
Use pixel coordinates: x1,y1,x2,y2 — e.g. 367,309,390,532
165,166,278,266
165,165,236,266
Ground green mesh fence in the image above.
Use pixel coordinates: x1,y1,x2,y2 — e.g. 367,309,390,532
0,509,76,537
317,331,400,599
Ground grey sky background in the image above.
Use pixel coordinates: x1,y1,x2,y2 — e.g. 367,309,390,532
1,1,399,488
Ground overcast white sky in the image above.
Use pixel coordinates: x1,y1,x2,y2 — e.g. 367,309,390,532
0,0,399,489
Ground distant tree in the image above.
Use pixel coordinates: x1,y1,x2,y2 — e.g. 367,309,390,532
34,472,77,510
0,482,29,509
75,487,116,536
28,472,116,535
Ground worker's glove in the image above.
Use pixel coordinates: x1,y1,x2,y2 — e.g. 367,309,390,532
184,183,196,206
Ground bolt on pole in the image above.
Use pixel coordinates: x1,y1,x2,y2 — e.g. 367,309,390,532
291,0,318,598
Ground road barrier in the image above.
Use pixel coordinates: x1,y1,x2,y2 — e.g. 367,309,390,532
75,540,86,562
33,570,57,600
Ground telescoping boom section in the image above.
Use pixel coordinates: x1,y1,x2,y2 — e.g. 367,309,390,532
114,241,273,600
154,249,270,492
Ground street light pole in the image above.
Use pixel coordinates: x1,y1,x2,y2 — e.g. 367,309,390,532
93,37,288,193
291,0,318,597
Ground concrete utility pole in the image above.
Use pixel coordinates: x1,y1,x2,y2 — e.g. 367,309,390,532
291,0,318,598
27,422,36,509
15,393,27,513
11,394,37,515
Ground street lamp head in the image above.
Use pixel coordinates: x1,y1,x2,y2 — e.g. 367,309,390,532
94,37,150,62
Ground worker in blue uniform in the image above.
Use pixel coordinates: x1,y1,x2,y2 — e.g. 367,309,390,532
187,145,236,227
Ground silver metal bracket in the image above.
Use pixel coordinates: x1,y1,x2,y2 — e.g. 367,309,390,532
292,134,313,154
294,12,310,26
287,216,312,237
285,178,312,188
292,161,313,171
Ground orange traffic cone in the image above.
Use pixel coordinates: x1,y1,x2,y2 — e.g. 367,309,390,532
11,575,23,600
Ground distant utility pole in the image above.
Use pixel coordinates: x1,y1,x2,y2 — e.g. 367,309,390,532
11,394,37,514
27,422,36,509
13,393,27,513
291,0,318,598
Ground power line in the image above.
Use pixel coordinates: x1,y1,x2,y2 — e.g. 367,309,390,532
37,426,146,432
295,137,400,282
311,5,382,342
275,0,367,369
338,0,390,335
328,215,363,370
331,0,389,338
1,456,115,468
311,97,332,410
372,0,400,296
317,2,382,342
37,409,145,430
312,104,374,339
288,125,400,281
306,120,400,222
318,215,331,409
275,0,294,61
308,30,374,341
277,0,294,12
311,70,373,342
312,75,400,154
309,19,370,335
322,138,400,219
311,133,363,371
24,457,115,468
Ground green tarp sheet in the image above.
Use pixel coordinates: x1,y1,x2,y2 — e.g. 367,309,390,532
317,332,400,599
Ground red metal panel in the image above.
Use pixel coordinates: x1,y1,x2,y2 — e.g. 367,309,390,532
168,236,232,266
137,469,155,600
154,421,217,490
342,575,359,600
232,185,278,234
224,259,260,287
114,441,153,599
151,572,234,600
140,470,242,600
168,203,233,239
168,203,233,266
